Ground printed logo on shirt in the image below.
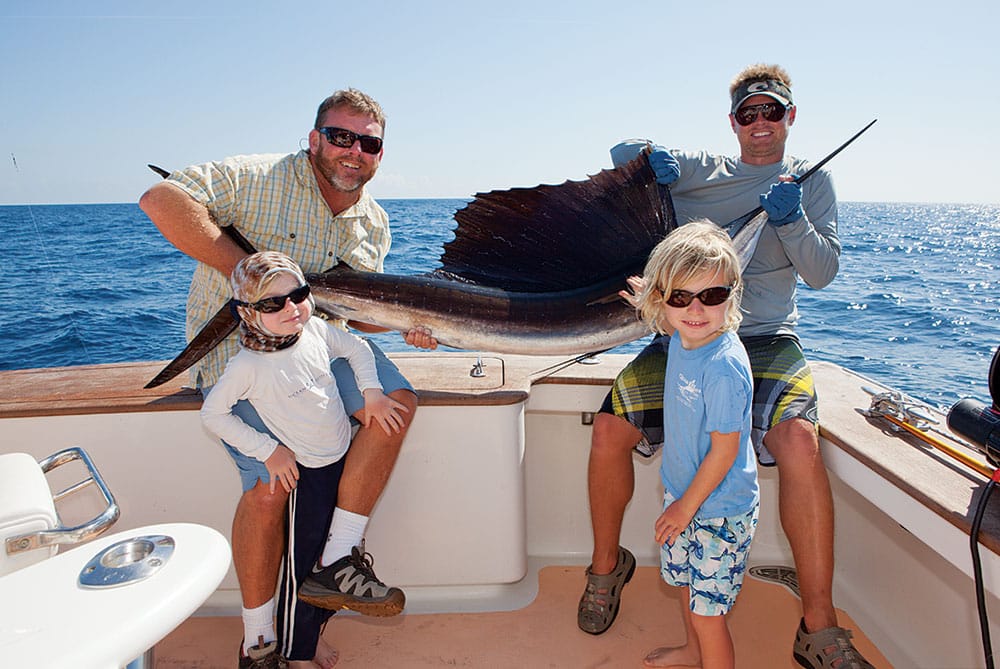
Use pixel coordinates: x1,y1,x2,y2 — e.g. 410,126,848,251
288,371,333,399
677,373,701,408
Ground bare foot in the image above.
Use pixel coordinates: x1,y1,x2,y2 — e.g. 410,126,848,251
643,643,701,668
314,636,339,668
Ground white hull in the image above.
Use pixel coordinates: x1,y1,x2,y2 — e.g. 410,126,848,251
2,353,998,667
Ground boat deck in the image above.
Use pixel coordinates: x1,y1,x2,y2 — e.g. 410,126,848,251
2,354,998,667
155,565,890,668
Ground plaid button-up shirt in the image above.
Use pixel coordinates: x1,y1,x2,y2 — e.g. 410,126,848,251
167,150,391,387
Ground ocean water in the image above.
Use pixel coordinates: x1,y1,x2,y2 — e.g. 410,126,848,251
1,200,998,412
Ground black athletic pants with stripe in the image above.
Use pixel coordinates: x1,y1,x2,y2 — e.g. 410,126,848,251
277,458,344,661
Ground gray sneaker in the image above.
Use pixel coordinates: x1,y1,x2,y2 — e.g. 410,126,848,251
298,544,405,616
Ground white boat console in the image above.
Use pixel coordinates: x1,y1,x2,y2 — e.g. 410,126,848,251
0,449,230,668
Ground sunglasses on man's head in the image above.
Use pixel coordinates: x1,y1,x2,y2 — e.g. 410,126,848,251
663,285,733,308
317,127,383,155
734,102,789,126
238,285,311,313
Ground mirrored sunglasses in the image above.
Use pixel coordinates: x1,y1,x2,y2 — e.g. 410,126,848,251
238,284,311,313
734,102,788,126
664,285,733,308
317,126,383,154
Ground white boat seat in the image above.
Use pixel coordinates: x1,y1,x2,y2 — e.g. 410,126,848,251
0,447,119,577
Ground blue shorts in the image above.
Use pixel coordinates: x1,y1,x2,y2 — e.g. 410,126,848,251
658,490,759,616
208,340,415,492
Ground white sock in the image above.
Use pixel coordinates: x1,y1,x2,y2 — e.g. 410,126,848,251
320,507,369,567
242,599,275,654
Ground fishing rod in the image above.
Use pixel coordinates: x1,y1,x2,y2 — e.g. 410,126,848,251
950,347,1000,669
861,388,995,478
865,401,997,669
725,118,878,237
531,350,608,381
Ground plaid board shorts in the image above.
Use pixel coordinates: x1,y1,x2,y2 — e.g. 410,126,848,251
599,333,818,465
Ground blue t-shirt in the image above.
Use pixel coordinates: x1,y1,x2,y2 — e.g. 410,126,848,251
661,331,759,518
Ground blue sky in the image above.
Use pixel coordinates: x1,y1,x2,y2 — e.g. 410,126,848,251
2,1,998,205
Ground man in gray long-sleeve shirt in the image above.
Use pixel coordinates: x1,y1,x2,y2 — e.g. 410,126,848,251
578,64,873,669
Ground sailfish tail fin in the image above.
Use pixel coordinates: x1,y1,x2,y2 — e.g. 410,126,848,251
144,302,238,388
143,161,259,388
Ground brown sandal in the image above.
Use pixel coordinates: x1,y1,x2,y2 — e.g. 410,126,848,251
577,546,636,635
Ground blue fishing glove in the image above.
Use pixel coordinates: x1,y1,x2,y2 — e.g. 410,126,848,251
647,146,680,185
760,181,803,226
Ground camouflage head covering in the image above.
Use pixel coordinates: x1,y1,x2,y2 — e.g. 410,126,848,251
230,251,313,352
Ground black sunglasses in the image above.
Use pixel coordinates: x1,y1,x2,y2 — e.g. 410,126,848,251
317,127,383,155
664,285,733,308
238,285,311,313
734,102,789,126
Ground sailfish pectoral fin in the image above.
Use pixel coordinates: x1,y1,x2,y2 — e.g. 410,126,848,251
144,303,238,389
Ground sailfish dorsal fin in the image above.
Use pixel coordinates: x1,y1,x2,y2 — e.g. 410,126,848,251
437,154,675,292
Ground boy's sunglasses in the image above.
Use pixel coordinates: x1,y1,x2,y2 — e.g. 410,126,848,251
664,285,733,308
317,126,383,154
238,285,311,313
733,102,789,126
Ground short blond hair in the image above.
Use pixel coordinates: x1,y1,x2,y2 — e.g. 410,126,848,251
729,63,792,97
314,88,386,133
637,220,743,335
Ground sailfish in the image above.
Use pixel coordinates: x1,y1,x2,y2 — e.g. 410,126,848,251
144,153,685,388
145,121,874,389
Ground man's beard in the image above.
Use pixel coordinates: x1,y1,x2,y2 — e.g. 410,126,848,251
315,151,372,193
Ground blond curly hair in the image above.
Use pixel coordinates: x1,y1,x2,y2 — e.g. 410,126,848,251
637,220,743,336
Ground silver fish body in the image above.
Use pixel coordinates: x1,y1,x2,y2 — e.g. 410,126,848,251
309,267,649,356
307,210,767,355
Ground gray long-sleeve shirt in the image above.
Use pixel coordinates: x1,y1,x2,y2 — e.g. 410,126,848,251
612,143,840,337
